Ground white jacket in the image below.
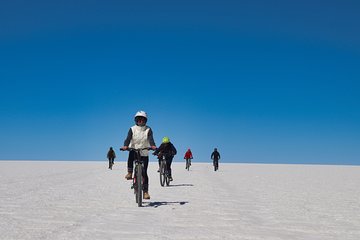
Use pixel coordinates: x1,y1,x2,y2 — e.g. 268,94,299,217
129,125,150,156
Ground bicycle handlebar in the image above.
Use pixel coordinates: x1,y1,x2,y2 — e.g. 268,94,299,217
120,147,155,152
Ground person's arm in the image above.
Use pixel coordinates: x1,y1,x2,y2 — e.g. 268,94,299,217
147,128,156,148
121,128,133,150
153,143,163,155
172,144,177,155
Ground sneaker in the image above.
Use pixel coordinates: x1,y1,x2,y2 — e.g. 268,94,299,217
157,168,160,173
169,176,173,181
125,172,132,180
143,192,150,199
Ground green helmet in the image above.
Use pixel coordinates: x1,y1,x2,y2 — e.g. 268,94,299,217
162,136,170,144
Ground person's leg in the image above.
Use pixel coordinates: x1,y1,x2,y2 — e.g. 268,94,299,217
166,156,173,180
142,156,149,192
157,157,161,172
108,158,112,169
125,151,135,179
127,151,135,172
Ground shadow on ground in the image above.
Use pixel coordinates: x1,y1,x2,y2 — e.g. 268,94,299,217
144,201,189,208
167,183,194,187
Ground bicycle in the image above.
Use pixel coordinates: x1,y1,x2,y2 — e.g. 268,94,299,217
120,147,153,207
185,158,192,171
158,155,171,186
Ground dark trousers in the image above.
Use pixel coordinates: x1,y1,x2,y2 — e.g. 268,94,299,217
213,159,219,169
127,151,149,192
158,156,173,176
166,156,173,176
108,158,114,168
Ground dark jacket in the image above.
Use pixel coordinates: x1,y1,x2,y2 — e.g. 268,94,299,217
211,150,220,160
107,148,116,159
154,142,177,158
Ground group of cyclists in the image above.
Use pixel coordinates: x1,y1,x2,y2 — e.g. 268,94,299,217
107,110,221,200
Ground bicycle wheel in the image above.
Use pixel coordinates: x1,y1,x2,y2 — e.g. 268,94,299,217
186,159,190,171
133,175,138,203
160,160,165,187
136,164,143,207
165,171,170,186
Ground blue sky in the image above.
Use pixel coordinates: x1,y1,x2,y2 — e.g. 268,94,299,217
1,0,359,164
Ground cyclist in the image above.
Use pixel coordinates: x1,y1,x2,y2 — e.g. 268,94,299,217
120,111,157,200
211,148,221,171
107,147,116,170
184,148,193,169
153,137,177,181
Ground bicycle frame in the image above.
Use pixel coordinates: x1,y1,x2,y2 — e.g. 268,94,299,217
159,155,170,186
133,155,143,206
121,147,153,207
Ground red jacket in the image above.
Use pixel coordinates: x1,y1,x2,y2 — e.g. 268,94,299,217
184,150,193,159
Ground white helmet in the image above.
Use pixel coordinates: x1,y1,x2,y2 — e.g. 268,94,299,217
134,111,148,126
134,111,147,119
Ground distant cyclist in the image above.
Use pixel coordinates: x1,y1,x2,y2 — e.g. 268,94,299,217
184,148,193,169
120,110,157,200
153,137,177,181
107,147,116,170
211,148,221,171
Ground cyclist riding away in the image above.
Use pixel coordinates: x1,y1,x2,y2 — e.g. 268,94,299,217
184,148,193,169
107,147,116,170
211,148,221,171
153,137,177,181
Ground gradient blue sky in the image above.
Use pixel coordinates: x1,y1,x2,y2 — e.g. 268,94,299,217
1,0,359,164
